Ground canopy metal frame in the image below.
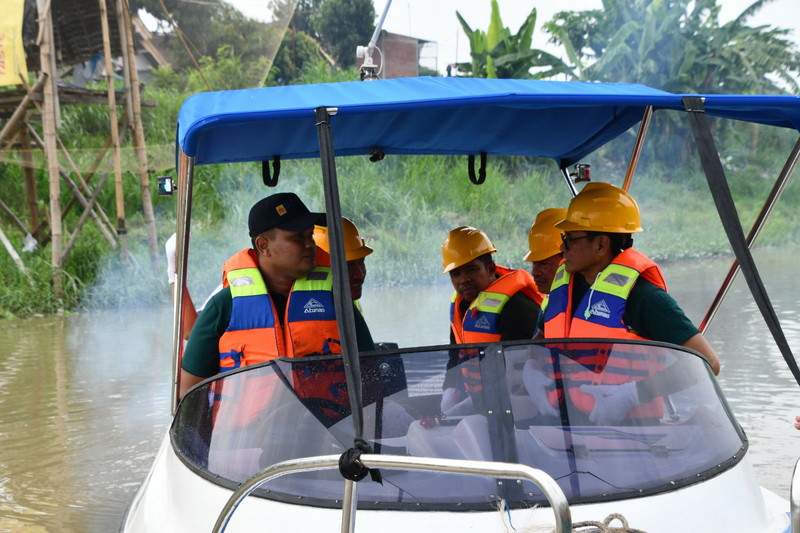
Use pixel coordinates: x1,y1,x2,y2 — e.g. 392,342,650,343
683,96,800,385
699,135,800,333
167,86,800,531
172,151,194,413
211,454,572,533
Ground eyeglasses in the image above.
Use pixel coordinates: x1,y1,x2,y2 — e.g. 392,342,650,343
560,233,595,250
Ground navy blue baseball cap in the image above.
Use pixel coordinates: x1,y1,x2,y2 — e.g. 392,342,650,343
248,193,324,237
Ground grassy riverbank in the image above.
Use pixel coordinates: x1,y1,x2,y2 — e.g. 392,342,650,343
1,64,799,317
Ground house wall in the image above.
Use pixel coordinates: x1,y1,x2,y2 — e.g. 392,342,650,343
376,32,419,79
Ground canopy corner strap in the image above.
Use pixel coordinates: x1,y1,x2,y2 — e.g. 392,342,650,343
682,96,800,386
262,156,281,187
468,152,487,185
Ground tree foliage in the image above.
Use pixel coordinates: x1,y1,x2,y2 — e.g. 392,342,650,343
311,0,375,67
545,0,800,93
267,30,324,85
456,0,570,79
132,0,281,72
270,0,323,37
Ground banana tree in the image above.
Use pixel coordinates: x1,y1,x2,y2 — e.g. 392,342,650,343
456,0,571,79
545,0,800,94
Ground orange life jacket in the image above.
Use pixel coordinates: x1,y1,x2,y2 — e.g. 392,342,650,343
542,248,669,419
212,249,347,429
218,248,342,369
450,266,543,394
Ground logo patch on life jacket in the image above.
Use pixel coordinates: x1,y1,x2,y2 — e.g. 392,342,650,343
604,273,630,286
230,276,253,287
588,299,611,319
303,298,326,313
474,315,492,330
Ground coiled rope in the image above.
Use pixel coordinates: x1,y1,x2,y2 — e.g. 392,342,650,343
572,513,646,533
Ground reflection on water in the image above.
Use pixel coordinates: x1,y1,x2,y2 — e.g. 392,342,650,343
0,309,172,532
0,247,798,531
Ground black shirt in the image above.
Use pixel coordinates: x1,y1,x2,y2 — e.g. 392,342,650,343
445,292,541,388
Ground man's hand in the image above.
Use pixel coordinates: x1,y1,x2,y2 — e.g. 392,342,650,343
440,387,474,416
580,382,639,425
522,360,559,417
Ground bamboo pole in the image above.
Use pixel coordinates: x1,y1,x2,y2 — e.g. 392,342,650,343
115,1,134,127
0,74,46,150
33,125,122,247
118,0,159,263
24,123,118,248
55,135,117,235
36,0,63,299
19,125,39,233
98,0,128,257
0,225,31,282
0,198,29,235
61,171,113,263
17,75,119,239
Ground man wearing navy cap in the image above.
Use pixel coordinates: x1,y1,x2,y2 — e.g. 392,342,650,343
179,192,374,398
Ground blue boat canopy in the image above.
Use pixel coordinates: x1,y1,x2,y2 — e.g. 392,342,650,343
177,77,800,166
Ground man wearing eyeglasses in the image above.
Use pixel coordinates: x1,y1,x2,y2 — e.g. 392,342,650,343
525,182,720,424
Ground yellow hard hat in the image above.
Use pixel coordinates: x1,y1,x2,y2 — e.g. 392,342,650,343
524,208,567,262
313,217,373,261
441,226,497,273
555,182,643,234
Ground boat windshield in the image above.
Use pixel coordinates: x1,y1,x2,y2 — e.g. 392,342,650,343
171,340,744,510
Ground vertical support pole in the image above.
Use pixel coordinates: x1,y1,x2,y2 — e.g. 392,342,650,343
37,0,63,299
622,105,653,191
118,0,159,263
339,479,358,533
115,0,134,125
19,123,39,233
172,151,194,414
315,106,365,438
560,167,578,197
98,0,128,256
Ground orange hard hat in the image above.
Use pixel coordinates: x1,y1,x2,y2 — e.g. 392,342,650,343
313,217,373,261
556,182,643,234
524,208,567,262
441,226,497,273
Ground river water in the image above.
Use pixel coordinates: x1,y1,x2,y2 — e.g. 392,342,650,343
0,247,798,531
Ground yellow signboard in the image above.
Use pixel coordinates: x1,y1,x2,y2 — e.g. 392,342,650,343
0,0,29,87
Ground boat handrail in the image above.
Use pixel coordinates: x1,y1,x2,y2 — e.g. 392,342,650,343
212,454,572,533
791,456,800,532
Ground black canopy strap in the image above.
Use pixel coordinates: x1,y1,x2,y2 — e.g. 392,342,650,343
314,107,367,442
683,96,800,386
468,152,488,185
338,438,383,484
261,156,281,187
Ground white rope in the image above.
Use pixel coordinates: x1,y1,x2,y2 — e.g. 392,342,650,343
573,513,647,533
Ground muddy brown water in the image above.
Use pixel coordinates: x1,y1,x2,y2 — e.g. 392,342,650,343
1,247,798,532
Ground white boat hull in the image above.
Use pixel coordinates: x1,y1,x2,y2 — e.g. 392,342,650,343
122,432,790,533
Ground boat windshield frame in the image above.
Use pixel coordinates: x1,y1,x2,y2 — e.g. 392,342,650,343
169,337,748,512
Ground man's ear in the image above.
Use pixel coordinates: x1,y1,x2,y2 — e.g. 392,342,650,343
594,235,611,257
255,234,270,256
